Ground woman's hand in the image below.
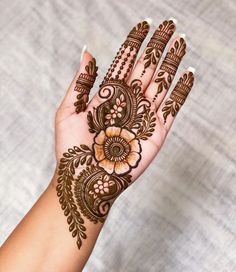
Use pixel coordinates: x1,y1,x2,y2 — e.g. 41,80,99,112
54,19,195,249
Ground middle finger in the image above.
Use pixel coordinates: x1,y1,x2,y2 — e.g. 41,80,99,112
127,19,176,91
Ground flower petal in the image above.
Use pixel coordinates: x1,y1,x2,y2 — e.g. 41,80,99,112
120,128,135,142
99,159,115,174
106,126,121,137
105,114,112,119
127,152,141,167
130,139,141,153
95,130,106,145
114,161,130,175
104,187,109,193
94,144,105,161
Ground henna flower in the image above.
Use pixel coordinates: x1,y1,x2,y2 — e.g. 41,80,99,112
105,94,126,125
94,126,141,175
89,175,115,199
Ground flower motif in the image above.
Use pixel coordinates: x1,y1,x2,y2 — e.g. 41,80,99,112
89,175,115,199
93,126,141,175
105,94,126,125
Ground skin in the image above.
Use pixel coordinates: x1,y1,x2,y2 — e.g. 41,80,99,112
0,19,194,272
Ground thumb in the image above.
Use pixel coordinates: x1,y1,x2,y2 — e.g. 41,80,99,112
57,46,98,118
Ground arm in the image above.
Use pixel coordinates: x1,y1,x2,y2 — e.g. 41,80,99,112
0,18,195,272
0,177,102,271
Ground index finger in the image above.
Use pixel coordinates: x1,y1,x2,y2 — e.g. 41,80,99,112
100,19,151,86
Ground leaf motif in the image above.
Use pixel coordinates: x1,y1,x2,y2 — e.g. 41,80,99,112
87,156,92,165
56,147,91,250
80,156,86,165
171,107,176,116
162,106,171,111
80,144,90,151
175,103,180,111
144,59,151,69
158,71,165,77
74,158,80,168
165,100,173,105
146,47,153,54
63,153,72,158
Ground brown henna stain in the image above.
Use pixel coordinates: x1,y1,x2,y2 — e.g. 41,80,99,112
101,20,150,86
141,20,175,76
152,37,186,102
74,58,98,114
161,71,194,123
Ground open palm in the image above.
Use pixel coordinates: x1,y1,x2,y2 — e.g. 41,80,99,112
54,19,195,249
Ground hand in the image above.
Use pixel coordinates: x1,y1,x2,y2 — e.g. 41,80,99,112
54,19,195,249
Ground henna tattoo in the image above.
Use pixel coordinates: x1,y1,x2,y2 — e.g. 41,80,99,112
161,72,194,123
56,145,94,248
57,77,156,248
142,20,175,76
101,21,149,86
74,58,98,113
57,20,159,249
153,37,186,102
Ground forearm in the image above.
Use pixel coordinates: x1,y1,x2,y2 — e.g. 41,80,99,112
0,175,103,272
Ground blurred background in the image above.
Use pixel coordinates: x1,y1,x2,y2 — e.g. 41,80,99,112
0,0,236,271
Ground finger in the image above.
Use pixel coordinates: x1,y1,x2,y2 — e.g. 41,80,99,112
101,19,150,86
145,35,186,109
127,19,176,91
57,47,98,118
157,69,195,132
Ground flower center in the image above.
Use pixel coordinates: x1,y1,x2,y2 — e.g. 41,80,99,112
104,136,130,162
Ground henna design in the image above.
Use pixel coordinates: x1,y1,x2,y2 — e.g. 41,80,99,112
162,72,194,123
152,37,186,102
57,21,157,249
75,165,131,223
142,20,175,76
56,145,94,248
101,21,149,85
57,78,156,248
74,58,98,113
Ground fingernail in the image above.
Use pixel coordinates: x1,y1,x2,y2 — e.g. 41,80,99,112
168,17,178,25
80,44,87,63
144,17,152,26
187,66,196,74
179,33,186,39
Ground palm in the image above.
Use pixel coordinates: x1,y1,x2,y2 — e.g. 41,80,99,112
55,19,194,249
56,85,165,181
